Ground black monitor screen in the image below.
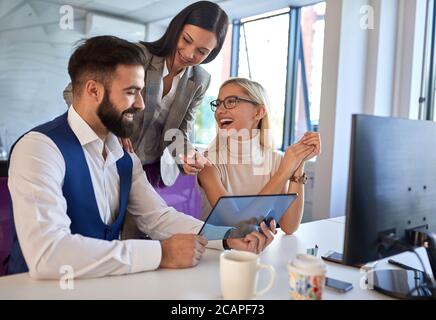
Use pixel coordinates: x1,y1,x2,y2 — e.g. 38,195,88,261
343,114,436,266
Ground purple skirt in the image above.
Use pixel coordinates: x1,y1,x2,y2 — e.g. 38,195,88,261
143,162,201,219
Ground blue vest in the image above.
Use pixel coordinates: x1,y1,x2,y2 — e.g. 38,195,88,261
7,112,132,274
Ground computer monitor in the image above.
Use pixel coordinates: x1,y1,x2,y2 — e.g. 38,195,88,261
343,114,436,266
342,114,436,298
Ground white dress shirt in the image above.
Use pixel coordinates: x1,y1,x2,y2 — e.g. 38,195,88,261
8,106,203,279
142,60,186,164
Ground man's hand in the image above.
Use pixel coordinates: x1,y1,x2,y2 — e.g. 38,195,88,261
179,149,212,175
159,234,208,268
227,220,277,254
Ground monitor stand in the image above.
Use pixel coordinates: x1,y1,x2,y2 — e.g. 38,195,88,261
367,269,436,299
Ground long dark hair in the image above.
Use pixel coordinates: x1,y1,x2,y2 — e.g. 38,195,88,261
141,1,229,64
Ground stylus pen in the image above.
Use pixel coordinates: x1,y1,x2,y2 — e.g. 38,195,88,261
387,259,421,272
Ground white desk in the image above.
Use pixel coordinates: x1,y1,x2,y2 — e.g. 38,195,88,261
0,217,428,300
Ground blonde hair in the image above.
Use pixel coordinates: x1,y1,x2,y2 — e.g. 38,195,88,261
219,77,274,149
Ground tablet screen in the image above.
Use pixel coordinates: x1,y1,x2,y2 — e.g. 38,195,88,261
198,193,298,240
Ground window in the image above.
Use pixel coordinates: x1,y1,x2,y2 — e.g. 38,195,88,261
294,2,326,140
237,9,290,149
192,3,326,150
426,1,436,121
193,25,232,146
233,4,325,149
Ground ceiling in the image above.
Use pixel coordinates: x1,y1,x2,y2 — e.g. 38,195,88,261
0,0,322,32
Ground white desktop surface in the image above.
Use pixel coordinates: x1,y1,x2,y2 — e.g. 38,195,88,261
0,217,428,300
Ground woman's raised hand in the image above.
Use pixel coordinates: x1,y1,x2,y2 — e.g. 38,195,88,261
300,132,321,162
279,132,321,179
279,142,313,179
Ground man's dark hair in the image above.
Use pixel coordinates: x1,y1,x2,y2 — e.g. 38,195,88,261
68,35,146,95
141,1,229,64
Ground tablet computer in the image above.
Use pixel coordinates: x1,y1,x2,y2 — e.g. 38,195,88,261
198,193,298,240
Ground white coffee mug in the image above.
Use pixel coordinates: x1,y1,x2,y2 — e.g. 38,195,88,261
220,250,275,300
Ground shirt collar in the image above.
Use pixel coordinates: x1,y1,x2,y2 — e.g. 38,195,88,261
163,59,186,79
68,106,100,146
67,106,124,160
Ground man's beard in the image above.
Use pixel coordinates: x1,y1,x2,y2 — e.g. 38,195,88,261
97,89,137,138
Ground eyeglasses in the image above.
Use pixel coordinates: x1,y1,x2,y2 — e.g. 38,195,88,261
210,95,258,112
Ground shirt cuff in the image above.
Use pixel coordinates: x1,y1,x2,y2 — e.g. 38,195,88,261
128,239,162,273
206,239,224,250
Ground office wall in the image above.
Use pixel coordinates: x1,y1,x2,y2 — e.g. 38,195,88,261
312,0,427,219
311,0,370,220
363,0,397,116
0,2,147,152
0,3,87,150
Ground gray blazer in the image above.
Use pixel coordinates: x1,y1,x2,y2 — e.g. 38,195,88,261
63,43,211,185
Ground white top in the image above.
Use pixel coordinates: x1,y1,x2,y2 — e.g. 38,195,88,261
200,134,283,220
153,60,186,124
8,106,203,279
142,60,185,164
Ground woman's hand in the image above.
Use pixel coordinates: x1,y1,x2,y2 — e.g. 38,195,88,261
279,141,314,179
119,138,134,153
300,132,321,162
278,132,322,179
179,150,212,175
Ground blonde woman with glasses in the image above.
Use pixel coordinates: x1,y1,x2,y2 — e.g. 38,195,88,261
198,78,321,235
